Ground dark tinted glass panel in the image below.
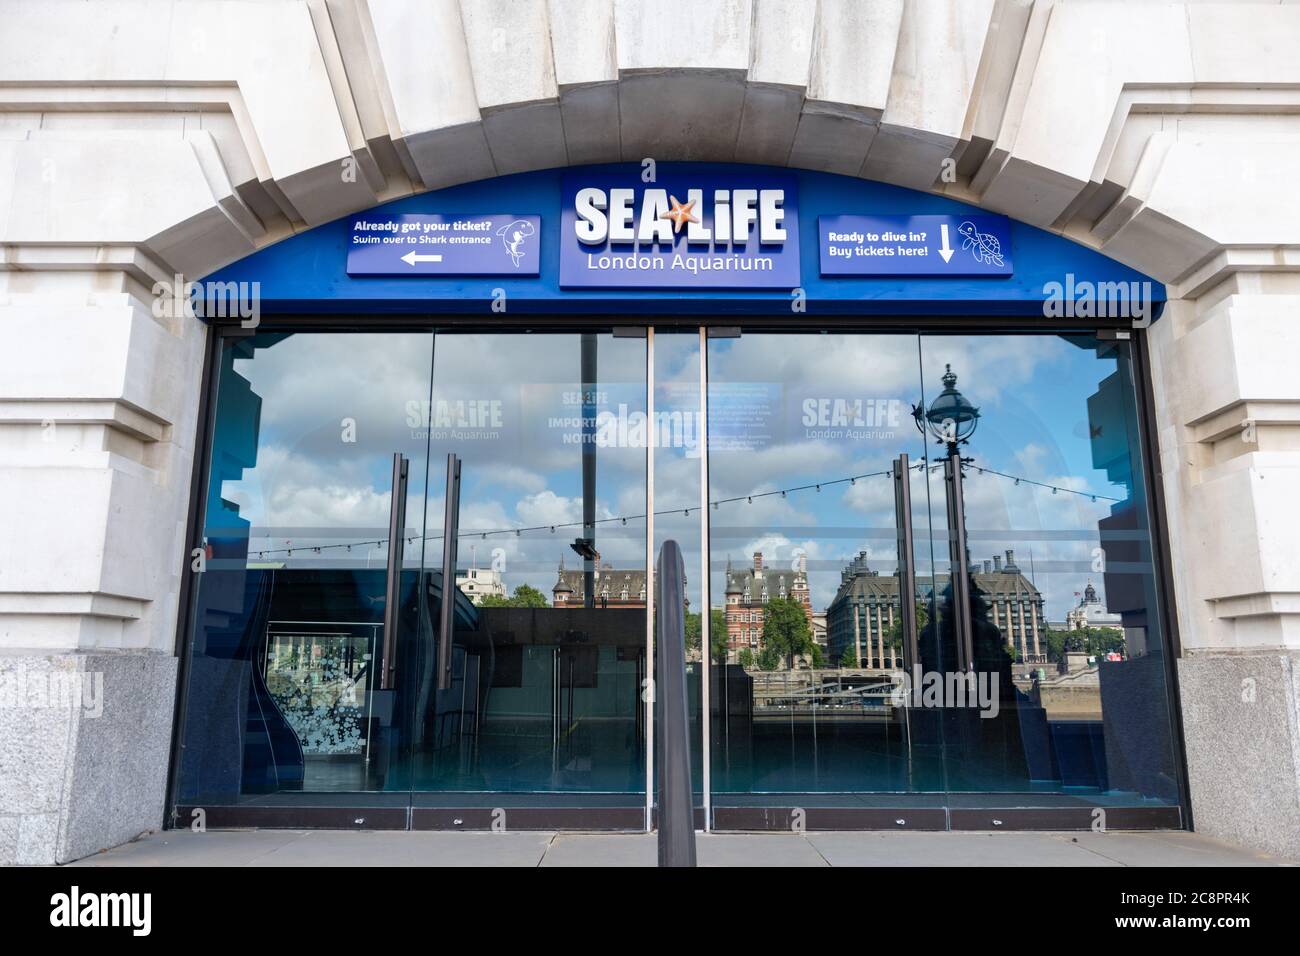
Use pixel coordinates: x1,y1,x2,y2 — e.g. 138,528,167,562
175,332,433,806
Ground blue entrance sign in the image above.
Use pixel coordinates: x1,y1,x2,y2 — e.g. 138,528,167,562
559,170,799,289
819,214,1013,277
347,213,540,276
208,164,1162,316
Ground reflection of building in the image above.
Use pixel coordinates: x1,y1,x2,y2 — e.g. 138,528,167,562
1065,580,1123,631
827,548,1047,668
826,553,898,669
456,567,506,605
976,551,1048,663
811,613,827,651
553,558,648,608
723,552,813,653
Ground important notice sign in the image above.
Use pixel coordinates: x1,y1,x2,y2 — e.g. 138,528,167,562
559,170,799,289
819,214,1013,277
347,213,541,276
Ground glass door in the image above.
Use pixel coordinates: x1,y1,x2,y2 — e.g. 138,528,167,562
704,331,945,825
401,331,649,825
174,331,435,821
699,329,1182,828
177,328,653,827
916,334,1182,825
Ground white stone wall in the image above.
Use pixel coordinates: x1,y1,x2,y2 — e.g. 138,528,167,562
0,0,1298,860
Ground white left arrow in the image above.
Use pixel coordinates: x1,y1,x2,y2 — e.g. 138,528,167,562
938,224,955,263
401,251,444,267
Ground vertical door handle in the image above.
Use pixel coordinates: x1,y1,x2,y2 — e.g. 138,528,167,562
436,453,462,691
381,453,409,689
893,455,919,675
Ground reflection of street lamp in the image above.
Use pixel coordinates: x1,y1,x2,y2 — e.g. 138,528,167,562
913,364,979,671
913,364,980,451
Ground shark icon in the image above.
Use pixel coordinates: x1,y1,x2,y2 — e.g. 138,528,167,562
497,219,535,267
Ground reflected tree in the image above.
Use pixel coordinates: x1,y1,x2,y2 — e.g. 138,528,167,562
760,596,814,669
478,583,549,608
685,608,729,662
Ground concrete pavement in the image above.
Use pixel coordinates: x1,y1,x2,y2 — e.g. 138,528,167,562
65,829,1294,867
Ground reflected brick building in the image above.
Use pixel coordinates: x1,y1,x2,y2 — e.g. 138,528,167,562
723,552,813,654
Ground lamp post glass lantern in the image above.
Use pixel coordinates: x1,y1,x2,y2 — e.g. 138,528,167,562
915,364,980,450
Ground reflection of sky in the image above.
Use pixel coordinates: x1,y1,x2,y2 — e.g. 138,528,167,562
218,332,648,601
424,333,647,598
215,331,1145,624
696,333,1136,623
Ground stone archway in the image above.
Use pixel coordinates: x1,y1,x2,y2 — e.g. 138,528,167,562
111,0,1255,289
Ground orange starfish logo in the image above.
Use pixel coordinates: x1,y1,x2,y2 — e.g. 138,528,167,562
659,195,698,233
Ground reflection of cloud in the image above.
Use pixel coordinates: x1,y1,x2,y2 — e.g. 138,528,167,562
223,330,1131,626
712,334,918,396
919,337,1065,410
958,470,1112,622
233,331,650,492
224,442,392,530
1015,443,1049,473
267,482,391,529
491,465,547,493
842,469,900,516
516,489,581,527
707,334,1067,415
711,437,851,487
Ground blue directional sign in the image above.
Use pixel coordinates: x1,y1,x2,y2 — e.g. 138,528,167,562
819,214,1013,277
347,213,541,276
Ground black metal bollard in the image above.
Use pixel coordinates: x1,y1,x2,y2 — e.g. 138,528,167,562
655,539,697,867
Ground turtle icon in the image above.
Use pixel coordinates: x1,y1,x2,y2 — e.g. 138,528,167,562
958,220,1004,267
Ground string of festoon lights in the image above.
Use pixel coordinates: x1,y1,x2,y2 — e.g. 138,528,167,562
244,458,1120,559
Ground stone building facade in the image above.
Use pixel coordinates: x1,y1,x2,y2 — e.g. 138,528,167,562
1,0,1299,861
827,549,1047,668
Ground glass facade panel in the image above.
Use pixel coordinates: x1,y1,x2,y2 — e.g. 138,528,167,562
175,332,434,806
405,331,648,801
917,334,1180,809
704,331,942,800
173,326,1180,824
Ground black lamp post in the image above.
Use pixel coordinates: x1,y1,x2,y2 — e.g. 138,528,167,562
913,365,980,671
